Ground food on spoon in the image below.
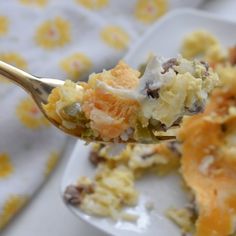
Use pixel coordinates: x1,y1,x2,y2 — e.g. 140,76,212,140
43,56,218,143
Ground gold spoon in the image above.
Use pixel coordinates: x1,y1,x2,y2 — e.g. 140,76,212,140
0,60,175,142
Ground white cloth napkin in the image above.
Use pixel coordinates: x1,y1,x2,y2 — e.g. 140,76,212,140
0,0,204,230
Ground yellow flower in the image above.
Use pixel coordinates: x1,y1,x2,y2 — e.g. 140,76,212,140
101,26,130,50
35,17,71,49
0,53,27,69
76,0,108,10
0,16,9,36
44,151,59,176
0,195,27,230
60,53,92,81
16,97,49,129
0,53,27,83
0,153,14,179
20,0,48,7
135,0,168,24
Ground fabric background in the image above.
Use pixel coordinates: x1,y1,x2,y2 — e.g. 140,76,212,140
0,0,204,230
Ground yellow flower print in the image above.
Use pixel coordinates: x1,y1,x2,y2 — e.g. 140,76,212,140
0,53,27,69
60,53,92,81
101,26,130,50
0,53,27,83
0,16,9,36
135,0,168,24
20,0,48,7
0,153,14,179
44,151,59,176
76,0,108,10
35,17,71,49
16,97,49,129
0,195,27,230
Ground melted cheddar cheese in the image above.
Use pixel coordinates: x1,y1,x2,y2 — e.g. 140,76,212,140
179,86,236,236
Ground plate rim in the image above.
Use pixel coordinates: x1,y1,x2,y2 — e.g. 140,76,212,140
124,7,236,64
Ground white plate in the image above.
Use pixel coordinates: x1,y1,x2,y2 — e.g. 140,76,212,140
61,9,236,236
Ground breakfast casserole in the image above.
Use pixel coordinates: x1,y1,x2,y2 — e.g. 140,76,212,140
64,30,236,236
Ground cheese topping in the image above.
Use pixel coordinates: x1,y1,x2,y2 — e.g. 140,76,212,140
179,87,236,236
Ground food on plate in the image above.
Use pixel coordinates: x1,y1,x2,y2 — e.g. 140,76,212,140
64,166,138,220
180,83,236,236
181,30,232,68
166,206,196,233
43,56,218,143
64,142,180,220
64,30,236,236
178,30,236,236
181,30,219,59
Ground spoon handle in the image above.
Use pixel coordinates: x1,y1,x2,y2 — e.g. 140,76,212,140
0,60,36,91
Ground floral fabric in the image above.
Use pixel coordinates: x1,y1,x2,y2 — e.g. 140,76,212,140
0,0,203,230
